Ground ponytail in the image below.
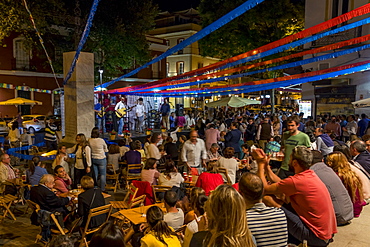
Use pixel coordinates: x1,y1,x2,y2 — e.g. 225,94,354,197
29,156,41,175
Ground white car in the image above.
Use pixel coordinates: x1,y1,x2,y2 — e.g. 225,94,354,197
0,118,8,134
9,115,46,134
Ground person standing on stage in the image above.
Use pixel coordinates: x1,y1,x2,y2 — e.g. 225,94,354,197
115,97,127,137
94,99,106,133
135,98,146,133
160,98,171,130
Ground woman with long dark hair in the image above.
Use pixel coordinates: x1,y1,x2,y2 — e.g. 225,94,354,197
140,206,181,246
26,156,47,186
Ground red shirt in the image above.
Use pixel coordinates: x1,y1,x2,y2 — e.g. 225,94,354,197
195,172,223,196
278,170,337,240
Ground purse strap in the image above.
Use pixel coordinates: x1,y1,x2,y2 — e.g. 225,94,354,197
89,189,96,208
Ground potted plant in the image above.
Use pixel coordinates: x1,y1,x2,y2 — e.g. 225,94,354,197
189,124,195,131
146,128,153,135
123,130,131,137
161,126,167,133
110,130,117,140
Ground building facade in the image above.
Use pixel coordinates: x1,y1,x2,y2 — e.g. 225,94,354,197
302,0,370,117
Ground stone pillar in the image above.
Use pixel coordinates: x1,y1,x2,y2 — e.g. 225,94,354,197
62,52,95,144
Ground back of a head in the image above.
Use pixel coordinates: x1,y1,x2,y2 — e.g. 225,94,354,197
310,150,324,165
333,145,351,161
49,235,74,247
39,174,53,185
205,185,253,247
239,173,263,204
91,127,100,138
90,221,125,247
195,194,208,216
223,147,235,158
291,146,313,170
351,140,366,153
164,190,178,208
145,158,157,170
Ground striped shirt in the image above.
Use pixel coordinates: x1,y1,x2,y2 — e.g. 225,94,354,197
247,203,288,247
44,123,57,142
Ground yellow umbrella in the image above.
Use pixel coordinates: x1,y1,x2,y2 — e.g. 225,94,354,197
0,97,43,105
206,96,261,108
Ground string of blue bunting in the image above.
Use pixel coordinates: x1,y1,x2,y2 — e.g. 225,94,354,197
128,17,370,93
63,0,101,85
122,62,370,97
130,43,370,93
97,0,266,90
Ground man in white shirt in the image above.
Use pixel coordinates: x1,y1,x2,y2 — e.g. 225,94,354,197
163,190,184,231
115,97,128,136
0,154,18,195
181,130,207,175
135,98,146,133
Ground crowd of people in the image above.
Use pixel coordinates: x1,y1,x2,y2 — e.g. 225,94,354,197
2,106,370,246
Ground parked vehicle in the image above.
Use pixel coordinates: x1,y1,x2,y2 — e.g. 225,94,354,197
46,115,62,130
8,115,47,134
0,118,8,135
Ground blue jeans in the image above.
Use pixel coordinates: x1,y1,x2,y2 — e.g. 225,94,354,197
92,158,107,191
118,118,124,135
96,118,106,133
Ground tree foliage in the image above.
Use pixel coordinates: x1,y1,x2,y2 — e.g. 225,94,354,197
0,0,158,80
198,0,304,59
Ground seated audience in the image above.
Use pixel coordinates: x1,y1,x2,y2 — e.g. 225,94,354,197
350,140,370,174
314,128,334,156
140,206,181,247
90,221,126,247
326,152,366,218
252,147,337,246
108,144,121,172
118,139,130,157
52,145,70,175
122,141,142,165
184,187,206,224
239,173,288,246
53,165,72,196
26,156,48,186
183,194,208,247
141,158,160,185
158,160,184,187
218,147,239,184
0,153,19,195
195,160,223,196
30,174,72,227
163,190,184,231
207,143,221,161
77,176,106,229
309,151,354,225
190,185,255,247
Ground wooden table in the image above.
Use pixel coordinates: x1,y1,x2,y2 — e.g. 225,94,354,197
68,189,111,199
118,203,165,225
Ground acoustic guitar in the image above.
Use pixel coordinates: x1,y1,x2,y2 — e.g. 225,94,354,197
115,105,136,118
97,107,106,118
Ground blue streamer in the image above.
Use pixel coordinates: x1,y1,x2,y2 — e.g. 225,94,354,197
97,0,266,90
132,43,370,92
130,18,370,93
122,62,370,97
7,142,57,161
63,0,100,85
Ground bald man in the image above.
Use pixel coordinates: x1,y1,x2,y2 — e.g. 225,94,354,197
181,130,207,175
0,153,18,195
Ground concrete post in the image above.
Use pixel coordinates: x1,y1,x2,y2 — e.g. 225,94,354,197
62,52,95,144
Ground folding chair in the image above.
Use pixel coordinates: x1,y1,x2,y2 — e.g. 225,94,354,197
106,164,120,192
26,200,66,244
218,167,232,185
152,185,172,203
79,204,112,247
0,194,17,221
125,164,142,188
110,184,138,210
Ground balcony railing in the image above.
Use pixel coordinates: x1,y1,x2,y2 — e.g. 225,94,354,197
311,26,362,47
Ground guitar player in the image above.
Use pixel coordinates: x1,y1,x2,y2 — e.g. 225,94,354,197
115,96,128,136
94,100,106,133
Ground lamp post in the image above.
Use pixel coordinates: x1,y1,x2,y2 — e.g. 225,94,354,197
98,67,104,136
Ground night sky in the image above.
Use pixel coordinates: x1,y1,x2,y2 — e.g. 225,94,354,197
153,0,201,12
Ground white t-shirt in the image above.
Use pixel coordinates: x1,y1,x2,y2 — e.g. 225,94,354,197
218,156,239,184
164,208,184,231
158,172,184,187
183,218,200,247
136,104,145,117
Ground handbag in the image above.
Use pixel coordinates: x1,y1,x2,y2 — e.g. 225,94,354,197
66,190,97,232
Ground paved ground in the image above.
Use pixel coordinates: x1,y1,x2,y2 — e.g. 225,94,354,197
1,192,370,247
